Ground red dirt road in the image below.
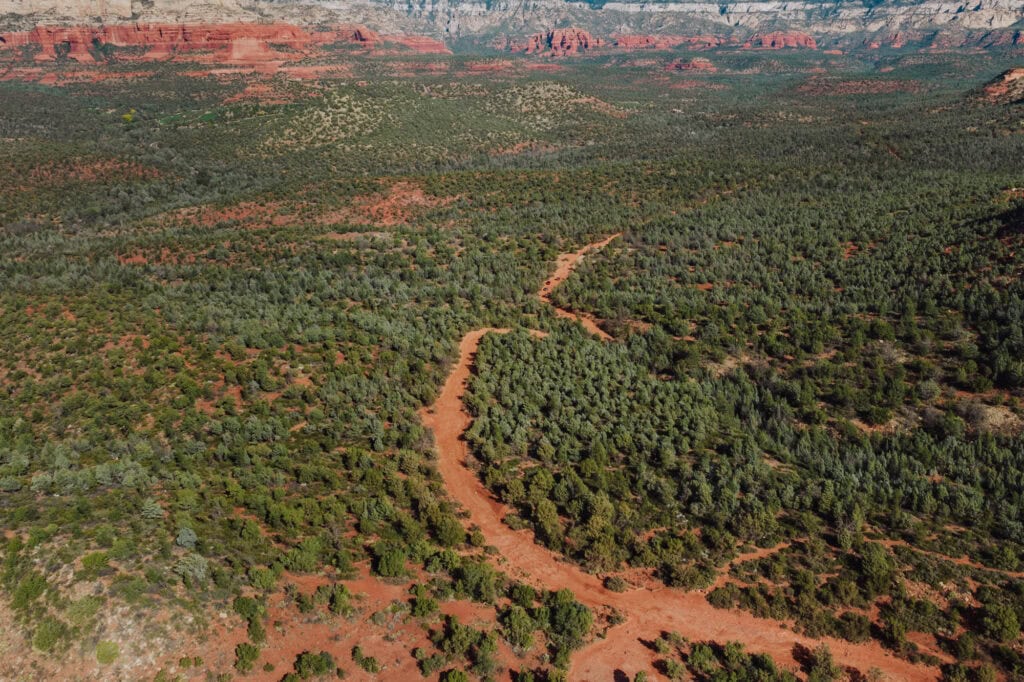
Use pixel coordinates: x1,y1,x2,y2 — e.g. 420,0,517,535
537,233,621,339
419,235,940,681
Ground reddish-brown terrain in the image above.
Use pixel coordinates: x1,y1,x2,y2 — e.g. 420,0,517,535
536,233,620,339
419,236,941,681
0,22,447,67
980,66,1024,103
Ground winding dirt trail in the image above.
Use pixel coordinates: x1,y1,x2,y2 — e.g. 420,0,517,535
878,538,1024,579
419,236,939,681
537,233,621,339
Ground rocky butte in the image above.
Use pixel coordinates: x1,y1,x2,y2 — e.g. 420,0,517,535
518,28,603,56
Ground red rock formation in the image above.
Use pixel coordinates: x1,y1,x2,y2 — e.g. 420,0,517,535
746,31,817,50
520,28,602,56
1,26,98,61
0,22,456,64
980,67,1024,104
613,34,724,50
347,25,381,45
666,57,716,72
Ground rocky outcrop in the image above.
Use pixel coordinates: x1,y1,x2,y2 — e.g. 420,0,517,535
520,28,602,56
614,34,725,50
747,31,817,49
0,22,436,62
979,67,1024,104
667,56,717,71
1,0,1023,52
349,26,381,45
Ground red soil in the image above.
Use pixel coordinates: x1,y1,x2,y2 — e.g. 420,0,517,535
708,541,793,590
981,67,1024,104
463,59,515,73
223,82,303,105
354,182,456,227
167,200,294,229
537,233,621,339
420,326,939,681
418,235,941,681
667,57,717,72
380,35,452,55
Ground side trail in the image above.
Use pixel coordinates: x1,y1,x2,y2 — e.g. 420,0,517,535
418,234,937,681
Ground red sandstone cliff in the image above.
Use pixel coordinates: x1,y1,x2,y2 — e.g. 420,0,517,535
520,28,602,56
0,23,405,63
746,31,817,49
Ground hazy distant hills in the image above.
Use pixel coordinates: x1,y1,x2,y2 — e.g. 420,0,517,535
1,0,1022,49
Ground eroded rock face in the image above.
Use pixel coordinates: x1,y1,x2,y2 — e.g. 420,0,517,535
2,0,1024,47
520,28,602,56
0,22,427,63
746,31,817,49
614,34,725,50
980,66,1024,104
507,30,732,56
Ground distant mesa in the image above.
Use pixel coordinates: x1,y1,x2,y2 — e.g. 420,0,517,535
505,27,817,57
0,22,446,64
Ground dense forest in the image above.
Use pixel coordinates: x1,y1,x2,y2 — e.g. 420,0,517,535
0,44,1023,681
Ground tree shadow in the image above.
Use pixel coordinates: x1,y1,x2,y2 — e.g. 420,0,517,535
791,642,814,674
